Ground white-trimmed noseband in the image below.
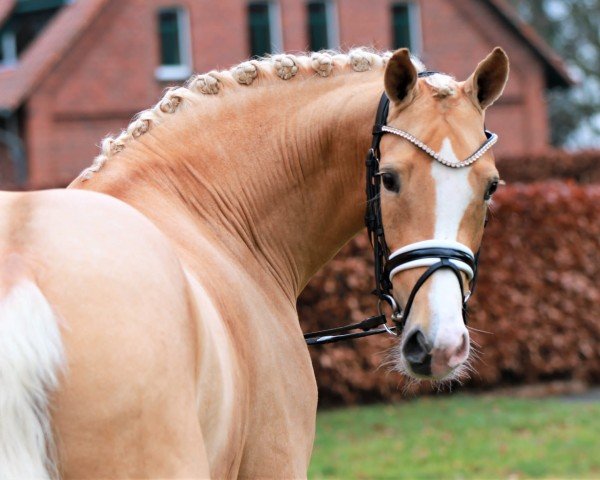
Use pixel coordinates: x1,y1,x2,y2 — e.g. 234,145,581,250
388,239,475,281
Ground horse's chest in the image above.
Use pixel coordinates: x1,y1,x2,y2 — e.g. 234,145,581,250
234,307,318,476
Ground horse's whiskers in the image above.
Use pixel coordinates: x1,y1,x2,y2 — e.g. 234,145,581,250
467,326,494,335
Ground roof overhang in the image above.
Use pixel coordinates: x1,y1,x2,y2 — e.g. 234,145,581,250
0,0,111,112
483,0,575,88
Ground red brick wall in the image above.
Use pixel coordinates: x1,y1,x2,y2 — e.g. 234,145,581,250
24,0,551,188
439,0,549,154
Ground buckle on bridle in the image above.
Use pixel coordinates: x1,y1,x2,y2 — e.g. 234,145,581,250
377,294,401,336
366,148,379,168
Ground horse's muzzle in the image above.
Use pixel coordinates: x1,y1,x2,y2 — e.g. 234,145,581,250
402,327,469,379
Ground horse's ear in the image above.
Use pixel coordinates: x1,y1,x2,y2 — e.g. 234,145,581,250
465,47,509,110
384,48,418,105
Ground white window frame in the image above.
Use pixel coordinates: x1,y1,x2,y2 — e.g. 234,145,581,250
407,1,422,54
392,1,422,55
324,0,340,49
0,30,17,68
267,1,283,54
155,7,192,81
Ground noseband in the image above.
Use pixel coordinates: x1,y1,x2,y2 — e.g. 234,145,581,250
304,73,497,346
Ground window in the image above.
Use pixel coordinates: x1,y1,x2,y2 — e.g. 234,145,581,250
391,2,421,53
156,7,192,81
307,1,338,51
248,1,282,58
0,0,68,66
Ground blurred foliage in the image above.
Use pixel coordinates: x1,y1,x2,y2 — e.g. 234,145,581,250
496,149,600,183
310,395,600,479
508,0,599,148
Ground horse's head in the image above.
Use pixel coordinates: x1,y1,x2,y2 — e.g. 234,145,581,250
379,48,509,381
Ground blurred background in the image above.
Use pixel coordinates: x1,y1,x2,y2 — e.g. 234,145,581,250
0,0,597,478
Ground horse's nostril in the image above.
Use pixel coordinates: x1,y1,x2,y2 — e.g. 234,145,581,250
448,332,470,368
402,329,431,364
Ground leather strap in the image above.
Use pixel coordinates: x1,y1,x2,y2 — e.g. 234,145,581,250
386,247,476,279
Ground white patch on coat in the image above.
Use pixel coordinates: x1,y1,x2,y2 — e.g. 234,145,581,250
428,138,473,348
0,280,65,480
431,138,473,240
183,269,236,467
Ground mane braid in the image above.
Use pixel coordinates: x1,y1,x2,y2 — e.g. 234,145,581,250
78,48,427,181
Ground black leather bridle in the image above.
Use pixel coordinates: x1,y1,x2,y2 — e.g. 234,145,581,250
304,73,494,346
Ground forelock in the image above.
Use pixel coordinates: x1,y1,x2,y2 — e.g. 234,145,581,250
424,73,458,97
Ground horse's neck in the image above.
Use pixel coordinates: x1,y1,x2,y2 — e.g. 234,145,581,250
78,73,382,300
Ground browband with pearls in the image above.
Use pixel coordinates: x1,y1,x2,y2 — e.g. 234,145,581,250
379,126,498,168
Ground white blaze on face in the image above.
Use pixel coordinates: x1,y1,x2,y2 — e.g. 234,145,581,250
428,138,473,346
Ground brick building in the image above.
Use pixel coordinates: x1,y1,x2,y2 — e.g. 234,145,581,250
0,0,572,188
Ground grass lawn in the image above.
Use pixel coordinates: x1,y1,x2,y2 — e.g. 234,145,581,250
309,395,600,479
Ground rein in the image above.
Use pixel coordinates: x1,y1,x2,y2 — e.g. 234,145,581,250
304,72,496,346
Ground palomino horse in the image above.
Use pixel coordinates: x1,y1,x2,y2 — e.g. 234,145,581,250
0,47,508,478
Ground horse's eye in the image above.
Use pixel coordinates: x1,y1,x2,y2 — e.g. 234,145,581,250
380,172,400,193
484,180,499,200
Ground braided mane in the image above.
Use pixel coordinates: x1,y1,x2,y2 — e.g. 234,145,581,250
79,48,437,180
